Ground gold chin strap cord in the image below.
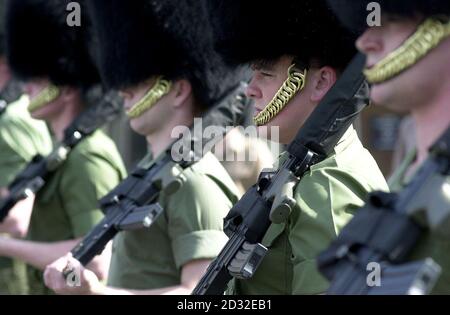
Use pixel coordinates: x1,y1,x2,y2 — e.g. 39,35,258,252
364,18,450,84
126,76,172,119
28,84,61,113
253,64,307,126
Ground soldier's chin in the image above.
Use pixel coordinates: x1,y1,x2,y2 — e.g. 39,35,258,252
370,84,391,109
370,83,388,105
29,103,53,120
256,121,288,144
255,124,270,141
129,117,148,136
370,81,409,113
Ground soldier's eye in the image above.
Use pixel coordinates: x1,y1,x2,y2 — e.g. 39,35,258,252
261,72,274,77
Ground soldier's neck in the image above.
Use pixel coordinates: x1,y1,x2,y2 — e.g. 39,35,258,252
48,101,85,142
146,115,194,159
146,131,175,159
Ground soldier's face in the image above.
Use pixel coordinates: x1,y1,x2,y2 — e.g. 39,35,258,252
120,77,172,136
23,79,64,120
246,55,319,144
24,79,48,99
357,17,450,113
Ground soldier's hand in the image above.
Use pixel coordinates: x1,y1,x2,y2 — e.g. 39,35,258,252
44,253,103,295
0,195,34,238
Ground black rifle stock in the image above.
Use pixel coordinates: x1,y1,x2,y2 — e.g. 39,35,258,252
192,53,369,295
317,126,450,295
68,83,250,266
0,90,123,223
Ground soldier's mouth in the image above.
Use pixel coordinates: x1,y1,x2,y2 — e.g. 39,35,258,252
254,108,263,114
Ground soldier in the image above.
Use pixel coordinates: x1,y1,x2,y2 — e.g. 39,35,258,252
0,0,52,295
0,0,126,294
43,0,244,295
206,0,388,294
213,127,276,197
329,0,450,294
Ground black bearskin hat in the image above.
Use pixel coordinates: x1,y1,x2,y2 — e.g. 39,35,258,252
206,0,356,71
5,0,99,87
0,0,6,55
328,0,450,34
87,0,246,108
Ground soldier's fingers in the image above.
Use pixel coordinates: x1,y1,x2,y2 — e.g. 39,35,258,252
43,267,52,287
43,265,60,290
48,255,71,272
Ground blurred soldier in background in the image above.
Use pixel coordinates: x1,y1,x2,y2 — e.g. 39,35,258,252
213,126,276,196
0,0,52,294
0,0,126,294
330,0,450,294
44,0,245,295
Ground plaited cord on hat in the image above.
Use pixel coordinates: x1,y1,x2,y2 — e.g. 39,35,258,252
28,84,61,113
253,64,307,126
364,18,450,84
126,76,172,119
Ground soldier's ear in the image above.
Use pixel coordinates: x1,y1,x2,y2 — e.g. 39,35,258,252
310,66,337,103
172,79,192,108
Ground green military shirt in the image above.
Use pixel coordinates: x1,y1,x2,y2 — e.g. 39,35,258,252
0,95,53,295
26,129,127,295
388,149,450,295
107,152,240,290
229,127,389,295
0,95,53,186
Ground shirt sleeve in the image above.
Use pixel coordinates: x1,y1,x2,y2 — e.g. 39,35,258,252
59,151,123,238
0,147,27,187
0,110,52,187
166,171,232,269
289,167,366,294
0,122,35,187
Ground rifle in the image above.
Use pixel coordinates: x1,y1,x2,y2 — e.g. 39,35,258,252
317,126,450,295
0,90,123,222
192,53,369,295
0,79,22,115
67,82,249,266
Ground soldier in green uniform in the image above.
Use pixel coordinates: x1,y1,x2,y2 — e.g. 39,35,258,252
206,0,389,294
329,0,450,294
43,0,244,295
0,0,53,295
0,0,126,294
